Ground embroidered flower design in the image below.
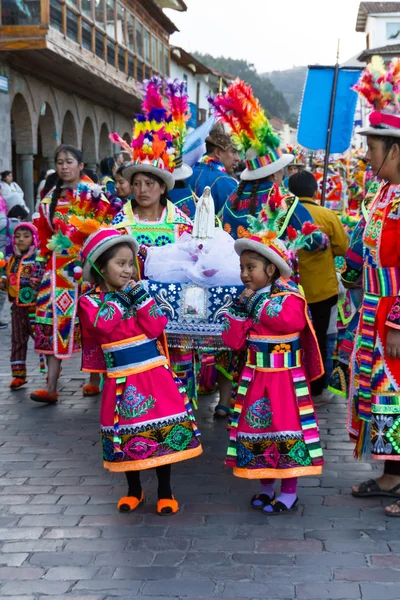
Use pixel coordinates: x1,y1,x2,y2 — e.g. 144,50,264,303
245,397,273,429
164,425,192,451
119,385,156,420
111,212,124,225
272,343,291,354
223,223,232,234
387,417,400,454
265,296,287,318
99,304,116,321
288,440,312,466
168,284,176,291
263,444,280,468
124,436,158,460
237,225,251,239
155,235,171,247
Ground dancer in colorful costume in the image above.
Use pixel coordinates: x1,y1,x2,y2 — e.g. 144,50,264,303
110,79,196,399
208,80,328,416
213,81,326,251
313,152,344,212
32,145,121,403
187,122,238,216
79,228,202,515
349,57,400,517
222,215,324,514
0,223,43,389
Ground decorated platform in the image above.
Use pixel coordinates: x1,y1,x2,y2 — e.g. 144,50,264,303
144,280,245,351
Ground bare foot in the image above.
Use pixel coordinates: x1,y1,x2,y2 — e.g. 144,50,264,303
385,501,400,517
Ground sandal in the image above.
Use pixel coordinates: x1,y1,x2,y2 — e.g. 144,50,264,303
30,390,58,404
251,493,275,510
264,497,299,516
82,384,100,397
157,496,179,516
10,378,27,390
213,404,230,419
352,479,400,498
118,491,144,513
385,500,400,518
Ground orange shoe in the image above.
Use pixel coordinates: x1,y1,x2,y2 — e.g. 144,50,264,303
10,378,27,390
30,390,58,403
82,384,100,397
118,491,145,513
157,496,179,516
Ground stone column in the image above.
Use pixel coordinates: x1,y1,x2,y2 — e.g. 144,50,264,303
19,153,34,214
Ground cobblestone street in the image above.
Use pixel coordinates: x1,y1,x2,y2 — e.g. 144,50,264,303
0,325,398,600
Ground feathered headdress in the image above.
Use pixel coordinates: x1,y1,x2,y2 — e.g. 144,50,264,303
208,79,294,181
354,56,400,134
164,78,190,163
208,79,280,157
234,182,323,279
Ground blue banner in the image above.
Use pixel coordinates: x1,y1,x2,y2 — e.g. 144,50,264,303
298,67,362,153
183,116,215,167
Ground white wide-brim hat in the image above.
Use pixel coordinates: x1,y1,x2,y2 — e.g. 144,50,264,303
82,227,139,283
240,152,294,181
358,110,400,139
234,237,292,279
173,163,193,181
122,162,175,192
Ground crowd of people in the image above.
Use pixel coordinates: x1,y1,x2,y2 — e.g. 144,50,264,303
0,62,400,518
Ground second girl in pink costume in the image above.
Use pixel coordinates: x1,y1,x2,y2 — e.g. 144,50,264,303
222,230,324,514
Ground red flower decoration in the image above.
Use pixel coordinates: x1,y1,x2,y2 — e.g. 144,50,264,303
301,221,320,236
286,225,298,241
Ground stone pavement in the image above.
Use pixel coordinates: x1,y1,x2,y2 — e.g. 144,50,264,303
0,325,399,600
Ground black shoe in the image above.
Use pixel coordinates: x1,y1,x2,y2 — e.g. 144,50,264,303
0,322,7,329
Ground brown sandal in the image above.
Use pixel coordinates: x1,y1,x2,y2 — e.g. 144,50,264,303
352,479,400,498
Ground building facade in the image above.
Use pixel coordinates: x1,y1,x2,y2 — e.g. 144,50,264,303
0,0,183,210
356,2,400,62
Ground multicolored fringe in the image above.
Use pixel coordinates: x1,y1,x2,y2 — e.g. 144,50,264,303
291,369,324,465
170,368,201,438
226,364,323,468
357,292,379,420
39,354,46,373
226,364,255,467
113,377,125,458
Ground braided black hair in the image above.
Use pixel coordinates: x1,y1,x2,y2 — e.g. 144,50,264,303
232,180,261,216
49,145,83,224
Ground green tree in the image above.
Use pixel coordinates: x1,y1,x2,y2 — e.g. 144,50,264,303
194,53,296,126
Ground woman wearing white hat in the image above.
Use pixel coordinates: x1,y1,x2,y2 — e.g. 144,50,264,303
347,57,400,517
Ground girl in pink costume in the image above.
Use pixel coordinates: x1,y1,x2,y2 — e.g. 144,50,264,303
79,228,202,515
222,231,324,514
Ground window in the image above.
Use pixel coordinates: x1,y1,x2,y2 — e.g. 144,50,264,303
94,0,104,29
2,0,41,25
151,35,157,68
127,12,135,52
136,20,143,57
164,46,169,76
116,3,126,45
105,0,114,39
128,54,134,77
50,0,63,31
82,0,92,19
159,42,163,74
144,28,150,63
387,22,400,40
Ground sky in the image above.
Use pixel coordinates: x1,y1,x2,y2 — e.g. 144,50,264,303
165,0,368,72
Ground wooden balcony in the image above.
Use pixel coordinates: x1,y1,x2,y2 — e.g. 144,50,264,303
0,0,174,115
